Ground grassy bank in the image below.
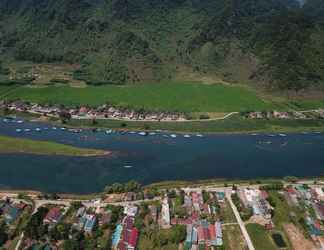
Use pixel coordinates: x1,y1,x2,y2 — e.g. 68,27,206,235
66,115,324,133
0,135,108,156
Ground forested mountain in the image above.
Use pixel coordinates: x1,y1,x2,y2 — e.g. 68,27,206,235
0,0,324,90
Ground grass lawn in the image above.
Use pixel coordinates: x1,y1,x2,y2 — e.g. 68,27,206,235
246,223,277,250
221,201,237,223
0,82,277,112
0,135,107,156
137,230,178,250
222,225,248,250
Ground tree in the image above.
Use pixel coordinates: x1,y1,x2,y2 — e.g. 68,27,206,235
0,223,8,247
170,225,186,244
63,240,80,250
24,207,49,240
59,110,72,123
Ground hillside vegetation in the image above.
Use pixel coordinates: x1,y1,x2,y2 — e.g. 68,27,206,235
0,0,324,90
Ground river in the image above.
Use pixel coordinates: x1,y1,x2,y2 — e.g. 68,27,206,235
0,117,323,194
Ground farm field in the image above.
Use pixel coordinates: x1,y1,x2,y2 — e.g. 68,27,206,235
246,223,277,250
0,82,277,112
223,224,248,250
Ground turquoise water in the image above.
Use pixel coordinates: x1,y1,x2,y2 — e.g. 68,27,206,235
0,117,324,193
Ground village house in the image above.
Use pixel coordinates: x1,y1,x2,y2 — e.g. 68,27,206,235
43,207,62,225
160,196,171,229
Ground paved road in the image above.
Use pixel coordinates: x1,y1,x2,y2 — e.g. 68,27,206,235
31,197,161,213
226,190,255,250
15,232,24,250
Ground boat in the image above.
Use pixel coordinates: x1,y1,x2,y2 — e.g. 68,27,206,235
279,133,287,137
24,129,31,132
35,128,41,132
106,129,112,134
138,132,148,136
52,127,57,130
129,131,136,134
149,132,156,136
251,133,258,136
184,134,191,138
61,127,66,130
16,129,22,133
123,165,133,169
196,134,203,137
16,120,24,124
68,128,82,133
170,134,177,138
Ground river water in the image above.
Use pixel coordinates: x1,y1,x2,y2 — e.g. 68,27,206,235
0,117,323,193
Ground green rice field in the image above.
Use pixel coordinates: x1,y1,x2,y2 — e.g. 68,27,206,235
0,82,275,112
1,82,324,112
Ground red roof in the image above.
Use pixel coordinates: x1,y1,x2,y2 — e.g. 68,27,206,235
314,221,321,230
260,190,269,200
198,226,204,241
286,188,296,194
208,224,216,240
44,207,61,222
128,228,138,247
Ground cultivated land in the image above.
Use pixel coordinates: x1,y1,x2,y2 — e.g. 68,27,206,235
1,81,324,133
0,82,275,112
1,81,323,112
0,135,108,157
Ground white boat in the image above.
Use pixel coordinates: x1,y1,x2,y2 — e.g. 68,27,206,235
106,129,112,134
149,132,156,136
16,129,22,133
279,133,287,137
196,134,203,137
251,133,258,136
16,120,24,124
35,128,41,132
184,134,191,138
170,134,177,138
61,127,66,130
138,132,147,136
52,127,57,130
124,165,133,169
24,129,31,132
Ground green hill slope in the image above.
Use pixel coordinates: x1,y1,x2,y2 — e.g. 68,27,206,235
0,0,323,90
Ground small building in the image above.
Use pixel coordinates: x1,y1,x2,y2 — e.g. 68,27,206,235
124,205,138,217
160,197,171,229
4,205,20,224
313,203,324,221
43,207,62,224
84,214,96,233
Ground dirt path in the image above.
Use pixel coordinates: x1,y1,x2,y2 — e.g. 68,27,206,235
283,223,317,250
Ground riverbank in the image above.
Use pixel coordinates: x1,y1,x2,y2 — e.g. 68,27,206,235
0,135,109,157
65,115,324,134
3,109,324,134
0,177,323,199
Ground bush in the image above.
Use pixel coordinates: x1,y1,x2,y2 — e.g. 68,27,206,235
199,114,210,120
